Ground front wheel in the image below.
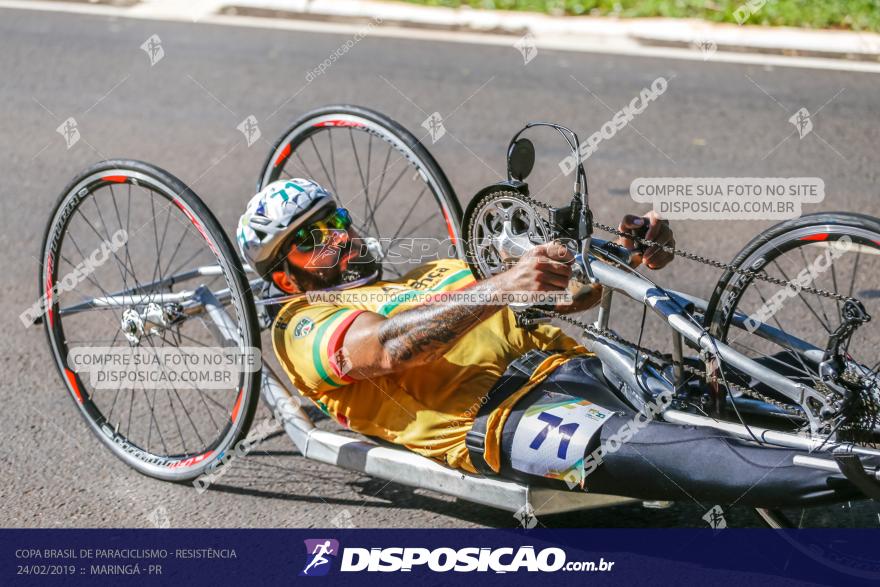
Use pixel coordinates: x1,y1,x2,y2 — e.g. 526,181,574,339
705,212,880,526
39,160,262,482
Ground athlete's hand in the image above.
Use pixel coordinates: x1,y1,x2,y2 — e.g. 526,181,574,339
492,241,574,292
616,211,675,270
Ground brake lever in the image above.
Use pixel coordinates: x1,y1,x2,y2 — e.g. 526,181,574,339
572,252,594,284
585,238,635,268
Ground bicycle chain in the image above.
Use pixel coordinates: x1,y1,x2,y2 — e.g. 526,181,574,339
490,191,851,415
515,191,857,303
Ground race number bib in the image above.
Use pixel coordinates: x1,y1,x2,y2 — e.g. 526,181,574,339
510,395,615,483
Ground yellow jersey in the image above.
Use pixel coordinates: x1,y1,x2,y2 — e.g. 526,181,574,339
272,258,586,473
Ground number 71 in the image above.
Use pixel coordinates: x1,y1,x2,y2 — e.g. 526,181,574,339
529,412,580,459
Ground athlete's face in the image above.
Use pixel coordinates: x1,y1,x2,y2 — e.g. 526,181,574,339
278,207,375,291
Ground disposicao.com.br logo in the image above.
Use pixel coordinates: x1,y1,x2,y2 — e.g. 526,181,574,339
299,539,614,575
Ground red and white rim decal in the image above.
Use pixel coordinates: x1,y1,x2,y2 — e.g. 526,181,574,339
101,175,129,183
273,143,291,168
801,234,880,246
173,199,219,256
169,451,214,469
45,255,54,327
442,208,457,245
65,368,83,404
230,390,243,423
313,120,364,128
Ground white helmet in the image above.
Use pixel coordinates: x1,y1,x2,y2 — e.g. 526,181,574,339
237,178,335,278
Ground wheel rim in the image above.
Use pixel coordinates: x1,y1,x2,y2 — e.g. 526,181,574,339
261,112,463,279
42,169,255,479
710,223,880,526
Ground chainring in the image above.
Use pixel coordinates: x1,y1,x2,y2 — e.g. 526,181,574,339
463,190,552,280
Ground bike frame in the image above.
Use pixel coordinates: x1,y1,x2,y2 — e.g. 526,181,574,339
53,244,880,513
584,253,880,467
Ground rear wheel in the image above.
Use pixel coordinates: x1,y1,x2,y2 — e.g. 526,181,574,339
258,104,464,275
705,212,880,527
39,160,261,481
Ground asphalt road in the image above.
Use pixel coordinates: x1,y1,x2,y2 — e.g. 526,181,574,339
2,6,879,529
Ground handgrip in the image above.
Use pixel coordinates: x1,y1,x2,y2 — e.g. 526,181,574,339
627,217,651,253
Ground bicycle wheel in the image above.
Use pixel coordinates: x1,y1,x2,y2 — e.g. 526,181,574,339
258,104,464,276
39,160,261,481
704,212,880,526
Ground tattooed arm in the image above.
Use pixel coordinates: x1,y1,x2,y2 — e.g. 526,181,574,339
336,214,675,379
340,242,575,378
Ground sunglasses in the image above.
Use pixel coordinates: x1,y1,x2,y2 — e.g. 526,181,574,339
289,208,353,253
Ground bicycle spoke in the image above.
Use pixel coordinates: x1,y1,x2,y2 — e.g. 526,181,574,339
77,204,138,290
149,190,173,292
348,128,382,239
728,339,815,380
371,157,410,213
309,135,338,196
848,248,862,298
125,371,136,442
365,132,373,211
749,282,824,390
798,246,834,327
167,388,190,455
164,246,211,285
146,335,204,452
328,130,337,191
772,260,832,334
110,185,143,303
162,329,227,437
373,142,392,212
159,215,195,283
396,212,441,242
162,327,223,349
144,387,168,455
293,151,320,189
91,193,130,291
57,251,121,312
57,245,128,337
830,252,843,317
390,186,428,241
105,371,126,426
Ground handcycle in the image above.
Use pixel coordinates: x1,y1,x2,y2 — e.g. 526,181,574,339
37,104,880,527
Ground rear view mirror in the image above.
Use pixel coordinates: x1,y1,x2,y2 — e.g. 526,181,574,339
508,138,535,181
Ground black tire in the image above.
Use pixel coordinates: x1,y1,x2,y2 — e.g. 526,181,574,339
39,160,261,482
258,104,464,275
704,212,880,527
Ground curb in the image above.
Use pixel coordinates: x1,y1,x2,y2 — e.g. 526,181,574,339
219,0,880,63
221,5,526,35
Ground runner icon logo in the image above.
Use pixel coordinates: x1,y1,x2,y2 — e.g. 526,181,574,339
301,539,340,576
